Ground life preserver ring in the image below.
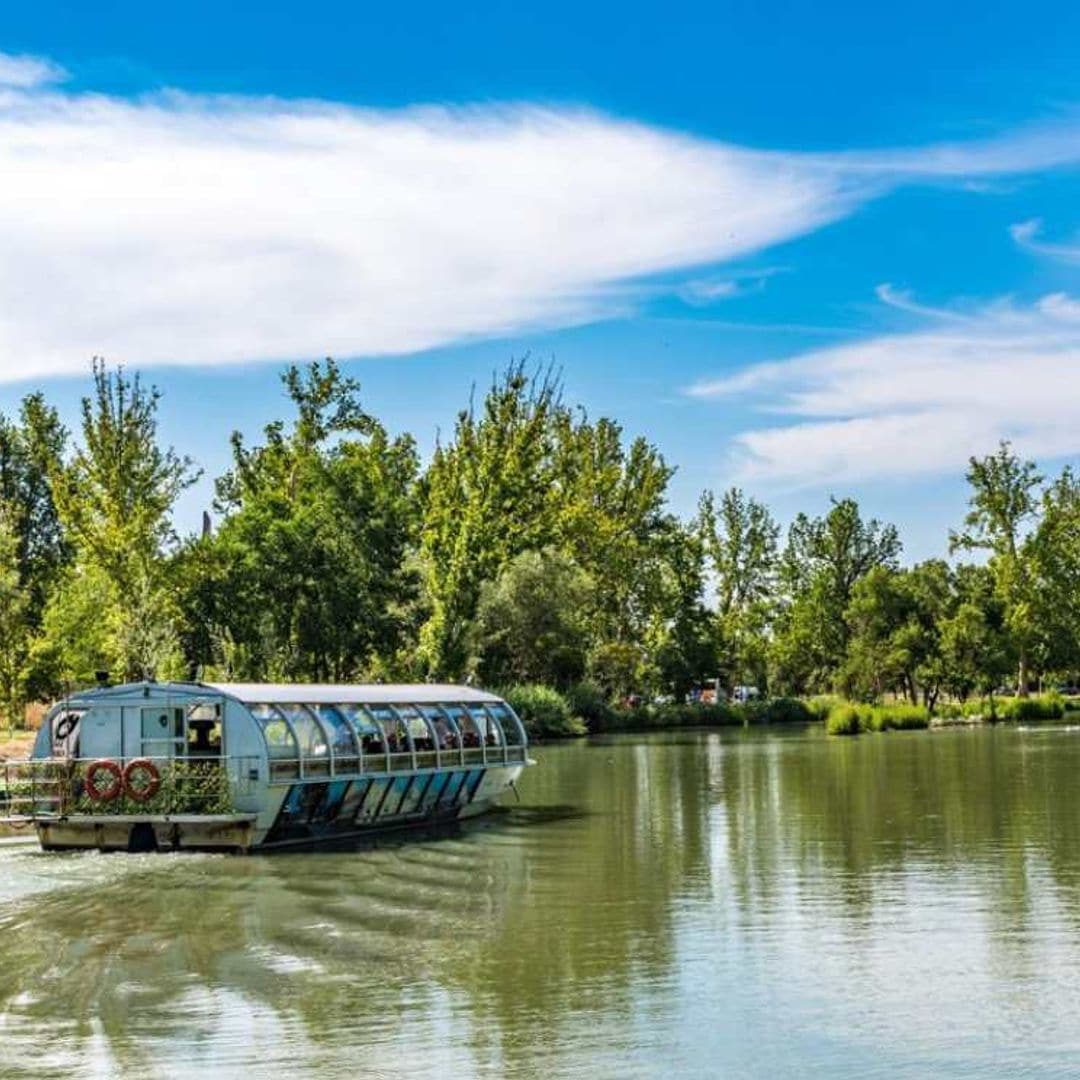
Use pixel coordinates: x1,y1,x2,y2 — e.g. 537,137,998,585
122,759,161,803
55,712,79,741
85,759,123,802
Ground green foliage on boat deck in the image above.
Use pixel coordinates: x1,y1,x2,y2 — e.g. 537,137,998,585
1,759,235,817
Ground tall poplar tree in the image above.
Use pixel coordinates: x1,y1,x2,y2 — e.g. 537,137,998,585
40,361,198,684
950,441,1042,696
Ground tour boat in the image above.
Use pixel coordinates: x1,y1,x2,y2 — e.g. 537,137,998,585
0,681,533,853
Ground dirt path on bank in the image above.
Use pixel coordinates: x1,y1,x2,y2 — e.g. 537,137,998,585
0,732,36,760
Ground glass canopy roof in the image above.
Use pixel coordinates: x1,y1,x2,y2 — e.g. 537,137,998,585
240,695,527,775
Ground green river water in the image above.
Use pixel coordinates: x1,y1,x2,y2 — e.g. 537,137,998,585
3,725,1080,1078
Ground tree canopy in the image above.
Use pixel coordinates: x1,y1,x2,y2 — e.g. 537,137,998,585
3,363,1080,726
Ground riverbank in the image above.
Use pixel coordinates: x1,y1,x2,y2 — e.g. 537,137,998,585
512,693,828,739
0,731,35,760
513,686,1078,740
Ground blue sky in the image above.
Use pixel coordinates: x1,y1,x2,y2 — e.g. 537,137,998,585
0,1,1077,559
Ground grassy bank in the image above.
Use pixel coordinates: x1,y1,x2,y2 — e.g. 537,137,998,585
504,683,828,739
824,702,930,735
504,681,1079,740
823,693,1075,736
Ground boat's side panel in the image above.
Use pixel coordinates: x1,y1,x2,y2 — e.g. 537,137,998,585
35,816,258,853
254,763,523,847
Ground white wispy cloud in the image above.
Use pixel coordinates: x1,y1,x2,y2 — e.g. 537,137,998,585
1010,218,1080,263
0,52,1076,383
678,267,787,306
688,291,1080,486
0,51,67,88
873,283,981,323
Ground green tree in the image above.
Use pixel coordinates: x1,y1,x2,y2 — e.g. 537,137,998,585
419,364,562,676
470,548,594,689
772,498,901,694
0,395,70,625
950,441,1042,696
1027,467,1080,680
418,363,679,686
645,520,716,700
0,502,31,727
187,359,419,681
842,565,913,702
841,560,952,707
43,361,198,684
551,413,677,661
28,564,122,692
697,487,778,692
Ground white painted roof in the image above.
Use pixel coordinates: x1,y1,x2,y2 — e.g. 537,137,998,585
206,682,503,706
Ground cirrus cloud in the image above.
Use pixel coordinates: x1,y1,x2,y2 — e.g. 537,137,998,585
1010,218,1080,264
688,292,1080,486
0,53,1077,383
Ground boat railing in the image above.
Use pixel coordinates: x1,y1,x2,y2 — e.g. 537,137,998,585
266,742,529,783
0,756,261,822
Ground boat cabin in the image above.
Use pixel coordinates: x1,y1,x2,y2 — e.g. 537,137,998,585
2,681,531,853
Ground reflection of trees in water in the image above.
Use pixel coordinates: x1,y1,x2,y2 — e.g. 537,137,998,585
0,738,718,1077
441,738,714,1070
5,728,1079,1075
717,727,1080,933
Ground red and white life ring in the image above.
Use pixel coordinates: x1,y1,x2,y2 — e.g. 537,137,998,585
84,759,123,802
122,759,161,803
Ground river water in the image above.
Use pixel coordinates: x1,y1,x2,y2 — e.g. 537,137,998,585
3,725,1080,1078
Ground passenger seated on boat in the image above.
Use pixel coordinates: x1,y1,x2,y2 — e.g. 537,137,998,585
361,734,384,754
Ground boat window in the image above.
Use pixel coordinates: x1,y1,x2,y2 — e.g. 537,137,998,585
422,705,460,749
186,702,223,757
250,703,299,759
369,705,410,753
448,704,482,747
312,704,360,758
470,704,503,746
338,704,385,753
277,705,330,759
393,705,432,749
486,702,525,746
140,708,186,758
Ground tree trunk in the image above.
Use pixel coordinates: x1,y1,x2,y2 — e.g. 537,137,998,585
1017,649,1030,698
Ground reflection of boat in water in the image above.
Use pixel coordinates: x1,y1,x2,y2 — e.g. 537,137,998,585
0,681,533,853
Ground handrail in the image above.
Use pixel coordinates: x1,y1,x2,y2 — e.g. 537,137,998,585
0,756,259,821
0,746,531,818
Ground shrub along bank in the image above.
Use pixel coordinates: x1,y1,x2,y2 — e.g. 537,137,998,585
503,683,1076,740
824,693,1073,735
824,702,930,736
933,693,1068,723
508,684,819,738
